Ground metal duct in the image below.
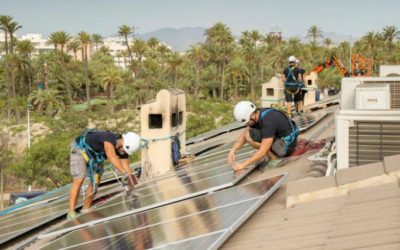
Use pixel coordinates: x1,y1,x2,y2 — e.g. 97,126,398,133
349,121,400,167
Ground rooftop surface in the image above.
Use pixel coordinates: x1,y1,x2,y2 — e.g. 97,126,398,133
8,102,399,250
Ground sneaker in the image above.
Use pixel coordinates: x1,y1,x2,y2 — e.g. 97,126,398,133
67,211,78,221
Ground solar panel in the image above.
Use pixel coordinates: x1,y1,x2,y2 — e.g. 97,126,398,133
186,139,227,155
0,162,142,218
40,159,259,238
186,121,246,145
39,174,287,250
0,183,121,245
186,108,333,147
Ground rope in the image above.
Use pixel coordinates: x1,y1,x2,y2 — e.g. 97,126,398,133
139,131,185,182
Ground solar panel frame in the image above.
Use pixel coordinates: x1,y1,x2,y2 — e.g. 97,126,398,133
39,174,287,250
186,121,246,145
39,160,259,239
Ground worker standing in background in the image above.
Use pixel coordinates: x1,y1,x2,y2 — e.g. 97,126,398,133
295,59,307,115
67,130,141,220
228,101,299,171
282,56,302,117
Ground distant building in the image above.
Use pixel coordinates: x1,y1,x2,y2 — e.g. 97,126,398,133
21,33,54,54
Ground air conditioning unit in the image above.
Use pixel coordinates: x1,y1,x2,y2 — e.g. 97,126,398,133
354,84,390,109
341,77,400,110
336,110,400,169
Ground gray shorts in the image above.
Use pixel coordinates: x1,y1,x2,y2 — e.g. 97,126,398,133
70,140,104,179
249,129,297,157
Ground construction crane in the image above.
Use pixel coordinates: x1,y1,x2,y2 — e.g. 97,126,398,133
306,54,350,77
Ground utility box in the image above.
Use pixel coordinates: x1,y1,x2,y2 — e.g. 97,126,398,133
261,76,284,108
303,72,318,107
380,65,400,77
354,84,390,109
140,89,186,175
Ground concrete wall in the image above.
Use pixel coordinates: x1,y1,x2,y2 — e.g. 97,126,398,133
303,72,318,106
141,89,186,175
261,76,284,108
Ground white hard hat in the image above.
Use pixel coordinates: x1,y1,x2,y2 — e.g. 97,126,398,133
234,101,256,124
288,56,296,63
122,132,141,155
295,58,300,64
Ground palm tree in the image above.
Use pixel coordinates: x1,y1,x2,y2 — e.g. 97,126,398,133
188,45,208,98
98,67,122,113
78,31,92,111
166,52,183,87
306,26,323,43
46,32,58,53
203,64,220,98
288,38,301,48
16,40,35,94
361,31,381,70
52,31,73,107
147,37,160,50
226,57,249,103
92,33,103,52
121,50,129,69
241,41,257,97
157,44,171,79
28,90,65,115
118,25,134,65
141,58,159,99
270,43,288,74
323,38,333,49
131,38,147,78
307,41,320,64
67,40,81,61
16,40,36,58
0,15,13,55
250,30,262,46
382,25,400,53
7,22,21,54
98,45,111,55
207,22,234,100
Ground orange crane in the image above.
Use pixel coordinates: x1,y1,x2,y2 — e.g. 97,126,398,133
306,54,350,77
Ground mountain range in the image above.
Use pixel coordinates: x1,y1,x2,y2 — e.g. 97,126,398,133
110,27,358,52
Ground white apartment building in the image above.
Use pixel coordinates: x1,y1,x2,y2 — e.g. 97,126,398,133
21,33,54,54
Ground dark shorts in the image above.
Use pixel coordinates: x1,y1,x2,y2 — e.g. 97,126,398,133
285,86,302,102
249,128,298,157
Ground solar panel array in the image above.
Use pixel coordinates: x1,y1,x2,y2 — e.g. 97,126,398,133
41,151,259,237
0,183,121,245
40,174,287,250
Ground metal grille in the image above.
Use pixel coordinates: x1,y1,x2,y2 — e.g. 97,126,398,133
364,80,400,108
349,121,400,167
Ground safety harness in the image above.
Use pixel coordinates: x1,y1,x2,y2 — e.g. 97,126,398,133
284,66,300,99
259,107,300,153
75,129,118,186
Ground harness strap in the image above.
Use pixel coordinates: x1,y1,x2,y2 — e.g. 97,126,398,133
285,66,298,86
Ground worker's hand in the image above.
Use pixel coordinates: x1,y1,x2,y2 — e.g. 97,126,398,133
228,150,235,165
122,172,134,187
232,162,246,171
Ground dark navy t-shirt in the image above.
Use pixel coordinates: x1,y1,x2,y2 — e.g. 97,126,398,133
259,109,294,139
75,131,129,159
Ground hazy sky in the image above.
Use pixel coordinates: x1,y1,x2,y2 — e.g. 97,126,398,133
1,0,400,38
